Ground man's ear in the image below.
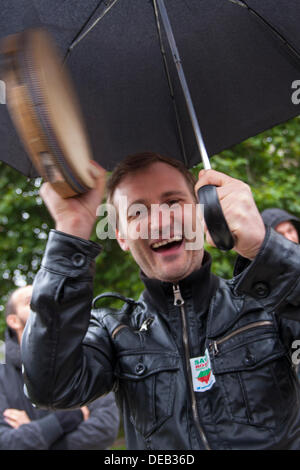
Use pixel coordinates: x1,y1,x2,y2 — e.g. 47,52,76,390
116,228,130,251
6,314,21,332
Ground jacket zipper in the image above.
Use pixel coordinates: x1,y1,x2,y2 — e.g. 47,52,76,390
210,320,273,356
173,284,211,451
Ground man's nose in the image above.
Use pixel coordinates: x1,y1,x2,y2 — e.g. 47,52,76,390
149,204,176,236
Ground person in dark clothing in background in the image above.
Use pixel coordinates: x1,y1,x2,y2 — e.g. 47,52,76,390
261,205,300,278
261,208,300,245
260,208,300,379
233,207,300,276
0,285,120,450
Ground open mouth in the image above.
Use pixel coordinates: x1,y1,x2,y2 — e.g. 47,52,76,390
151,236,183,253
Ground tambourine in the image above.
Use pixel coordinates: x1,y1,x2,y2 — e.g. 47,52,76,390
1,28,97,198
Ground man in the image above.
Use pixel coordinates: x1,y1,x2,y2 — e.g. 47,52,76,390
261,208,300,244
260,207,300,380
0,285,120,450
21,152,300,450
234,208,300,275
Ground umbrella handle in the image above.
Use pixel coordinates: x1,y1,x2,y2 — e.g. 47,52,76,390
197,185,235,251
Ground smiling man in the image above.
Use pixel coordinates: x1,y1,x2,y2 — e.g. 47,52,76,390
110,156,204,283
22,152,300,450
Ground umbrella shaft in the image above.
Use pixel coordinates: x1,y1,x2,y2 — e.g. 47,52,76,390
176,63,211,170
156,0,211,170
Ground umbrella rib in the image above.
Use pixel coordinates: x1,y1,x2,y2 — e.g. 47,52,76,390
152,0,189,167
63,0,104,62
228,0,300,63
65,0,120,57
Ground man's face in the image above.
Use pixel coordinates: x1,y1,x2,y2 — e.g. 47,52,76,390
275,220,299,244
114,162,204,283
11,285,33,330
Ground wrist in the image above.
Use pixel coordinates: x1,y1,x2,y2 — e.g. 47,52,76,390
56,216,94,240
247,226,266,260
41,230,102,277
235,223,266,261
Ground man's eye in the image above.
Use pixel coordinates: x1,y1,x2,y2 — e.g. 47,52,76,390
167,200,179,206
127,213,139,220
128,210,146,221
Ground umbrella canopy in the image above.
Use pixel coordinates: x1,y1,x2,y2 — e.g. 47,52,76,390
1,0,300,177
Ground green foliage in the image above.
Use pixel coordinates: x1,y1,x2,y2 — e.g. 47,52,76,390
1,115,300,336
191,116,300,278
0,165,54,337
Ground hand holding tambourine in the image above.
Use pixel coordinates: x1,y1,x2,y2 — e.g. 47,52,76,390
1,28,100,198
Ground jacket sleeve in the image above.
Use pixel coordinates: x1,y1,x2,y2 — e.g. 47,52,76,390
0,365,67,450
235,227,300,320
0,409,66,450
50,392,120,450
0,418,63,450
21,230,116,409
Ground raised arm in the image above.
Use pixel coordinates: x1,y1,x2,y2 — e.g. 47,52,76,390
21,164,116,408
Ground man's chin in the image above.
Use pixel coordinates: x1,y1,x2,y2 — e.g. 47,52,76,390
154,251,204,283
155,266,193,284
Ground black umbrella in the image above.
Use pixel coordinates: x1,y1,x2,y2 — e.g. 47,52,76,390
1,0,300,174
1,0,300,249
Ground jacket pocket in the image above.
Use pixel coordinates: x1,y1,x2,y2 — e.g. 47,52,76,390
115,351,179,438
209,321,298,429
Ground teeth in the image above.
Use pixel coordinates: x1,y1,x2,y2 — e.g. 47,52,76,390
152,236,182,249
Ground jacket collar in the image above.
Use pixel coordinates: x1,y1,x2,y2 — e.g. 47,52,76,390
140,251,218,314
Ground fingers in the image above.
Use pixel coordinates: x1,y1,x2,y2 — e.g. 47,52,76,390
3,409,20,428
89,161,107,190
195,169,234,195
3,417,16,428
80,406,90,421
195,170,251,206
194,169,265,257
39,162,107,239
3,409,20,419
90,160,106,173
88,161,107,197
39,181,56,201
88,160,106,180
3,409,30,428
40,161,106,203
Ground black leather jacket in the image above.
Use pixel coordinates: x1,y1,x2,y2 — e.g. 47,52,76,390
22,228,300,450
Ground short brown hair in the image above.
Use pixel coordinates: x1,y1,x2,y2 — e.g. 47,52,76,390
106,152,197,205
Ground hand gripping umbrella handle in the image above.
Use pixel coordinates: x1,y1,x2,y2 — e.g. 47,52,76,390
197,185,235,251
156,0,234,251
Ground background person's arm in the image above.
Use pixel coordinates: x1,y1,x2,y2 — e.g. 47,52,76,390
50,393,120,450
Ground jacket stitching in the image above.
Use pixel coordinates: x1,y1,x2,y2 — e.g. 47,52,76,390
41,265,94,280
238,372,252,423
